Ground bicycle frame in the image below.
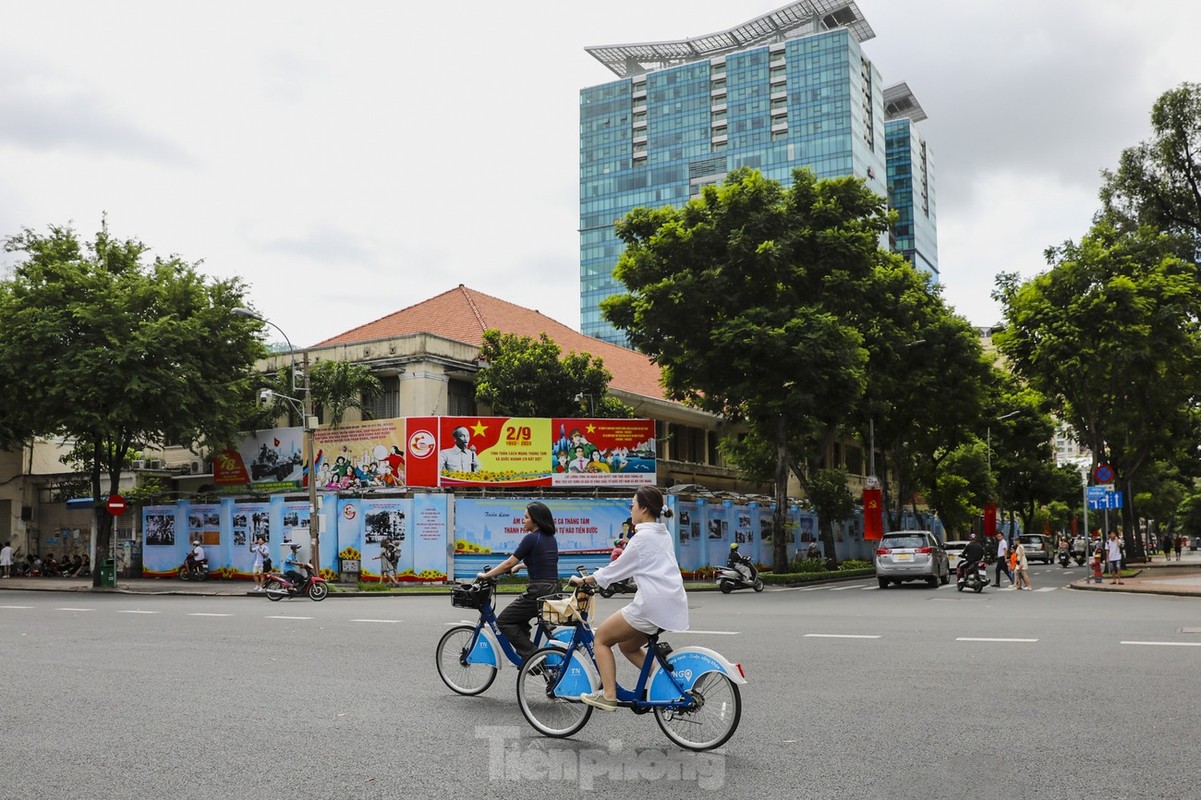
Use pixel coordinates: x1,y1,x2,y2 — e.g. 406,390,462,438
541,591,747,709
459,595,565,670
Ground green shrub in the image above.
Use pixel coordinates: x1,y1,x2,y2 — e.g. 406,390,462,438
839,559,871,570
788,557,827,573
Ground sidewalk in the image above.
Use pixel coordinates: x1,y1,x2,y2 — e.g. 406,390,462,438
1069,549,1201,598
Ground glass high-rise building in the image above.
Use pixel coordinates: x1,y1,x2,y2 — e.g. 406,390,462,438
579,1,937,344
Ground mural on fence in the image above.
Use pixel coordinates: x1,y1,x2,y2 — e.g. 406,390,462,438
334,495,450,583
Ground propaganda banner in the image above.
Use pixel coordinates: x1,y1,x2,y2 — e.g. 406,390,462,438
404,416,656,488
862,488,884,541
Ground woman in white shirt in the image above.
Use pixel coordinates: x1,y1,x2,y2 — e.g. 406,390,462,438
570,485,688,711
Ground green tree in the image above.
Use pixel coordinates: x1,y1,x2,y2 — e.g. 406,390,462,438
927,442,989,537
309,359,382,427
604,167,898,572
994,222,1201,559
474,329,633,418
1100,82,1201,255
806,468,854,562
0,221,263,586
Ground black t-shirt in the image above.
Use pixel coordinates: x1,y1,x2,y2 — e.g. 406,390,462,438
512,530,559,581
961,541,984,563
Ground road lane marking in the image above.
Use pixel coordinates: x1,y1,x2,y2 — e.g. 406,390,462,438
957,637,1038,643
1183,627,1201,633
1120,641,1201,647
804,633,881,639
350,619,400,624
266,615,313,620
188,613,233,617
55,607,94,612
1034,587,1057,592
0,605,34,609
117,610,160,614
829,585,869,591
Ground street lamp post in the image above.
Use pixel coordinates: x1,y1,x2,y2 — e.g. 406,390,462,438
987,410,1021,540
233,308,321,574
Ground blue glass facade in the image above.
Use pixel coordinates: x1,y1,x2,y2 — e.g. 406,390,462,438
580,27,934,345
885,118,938,278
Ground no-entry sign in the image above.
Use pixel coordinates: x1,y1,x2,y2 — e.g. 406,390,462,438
105,495,127,516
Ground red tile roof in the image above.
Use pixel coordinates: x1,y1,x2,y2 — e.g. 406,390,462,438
314,285,669,401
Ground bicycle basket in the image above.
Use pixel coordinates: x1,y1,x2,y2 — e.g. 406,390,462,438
540,592,591,625
452,583,491,610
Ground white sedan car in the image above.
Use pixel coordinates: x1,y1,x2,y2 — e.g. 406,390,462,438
944,540,971,573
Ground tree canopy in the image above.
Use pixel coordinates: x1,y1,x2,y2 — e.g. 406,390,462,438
1100,81,1201,255
0,220,264,585
474,329,633,419
994,222,1201,556
603,167,911,571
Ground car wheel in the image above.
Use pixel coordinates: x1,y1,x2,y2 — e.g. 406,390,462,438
926,575,938,588
877,577,888,589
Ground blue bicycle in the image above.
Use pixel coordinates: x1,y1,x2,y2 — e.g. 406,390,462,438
516,581,746,751
435,571,571,696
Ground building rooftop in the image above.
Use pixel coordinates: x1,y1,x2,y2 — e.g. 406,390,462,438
586,0,874,78
883,82,929,123
313,285,671,401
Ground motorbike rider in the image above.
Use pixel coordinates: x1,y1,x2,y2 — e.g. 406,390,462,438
282,542,310,588
956,534,985,582
187,540,206,569
728,542,755,580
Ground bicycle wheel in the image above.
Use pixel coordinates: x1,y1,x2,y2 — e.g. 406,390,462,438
653,671,742,751
517,647,591,738
436,625,497,696
308,582,329,601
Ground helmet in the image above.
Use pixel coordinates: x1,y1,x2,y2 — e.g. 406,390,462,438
729,542,740,550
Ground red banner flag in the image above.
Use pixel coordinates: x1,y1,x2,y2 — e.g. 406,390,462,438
984,503,997,539
863,488,883,540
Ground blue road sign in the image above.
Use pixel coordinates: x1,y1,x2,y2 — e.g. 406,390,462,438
1087,491,1123,510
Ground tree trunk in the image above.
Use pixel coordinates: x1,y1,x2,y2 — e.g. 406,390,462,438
773,415,789,573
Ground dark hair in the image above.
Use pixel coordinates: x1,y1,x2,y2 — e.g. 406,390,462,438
526,501,556,535
634,485,672,520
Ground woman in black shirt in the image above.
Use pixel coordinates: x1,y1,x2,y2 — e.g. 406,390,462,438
476,501,561,662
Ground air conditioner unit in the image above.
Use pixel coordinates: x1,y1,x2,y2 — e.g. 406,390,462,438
131,459,146,470
147,459,163,470
192,461,203,474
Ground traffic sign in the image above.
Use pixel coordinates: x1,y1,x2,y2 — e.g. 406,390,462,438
1092,464,1115,484
1087,491,1123,510
1086,486,1115,499
105,495,127,516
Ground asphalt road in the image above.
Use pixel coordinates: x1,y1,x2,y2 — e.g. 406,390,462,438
2,564,1199,799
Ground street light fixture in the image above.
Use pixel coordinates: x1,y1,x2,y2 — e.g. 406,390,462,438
233,307,321,574
987,410,1021,475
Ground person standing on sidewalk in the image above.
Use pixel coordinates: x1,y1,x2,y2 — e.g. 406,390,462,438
1174,534,1184,561
1162,533,1173,561
251,535,269,592
994,533,1013,587
0,541,12,578
1106,531,1125,585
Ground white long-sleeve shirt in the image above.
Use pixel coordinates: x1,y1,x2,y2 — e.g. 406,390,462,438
591,521,689,632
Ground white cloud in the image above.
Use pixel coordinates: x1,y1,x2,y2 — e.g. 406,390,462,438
2,0,1199,341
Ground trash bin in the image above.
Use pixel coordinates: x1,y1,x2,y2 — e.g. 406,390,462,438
99,559,116,588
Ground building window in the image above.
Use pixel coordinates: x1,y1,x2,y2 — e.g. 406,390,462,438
448,379,475,416
363,375,399,420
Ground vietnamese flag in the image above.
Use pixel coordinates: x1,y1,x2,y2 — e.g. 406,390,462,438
984,504,997,539
863,488,883,540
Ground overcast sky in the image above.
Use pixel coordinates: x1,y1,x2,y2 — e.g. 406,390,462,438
2,1,1197,347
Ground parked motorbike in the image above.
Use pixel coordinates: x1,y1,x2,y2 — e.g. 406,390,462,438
956,559,989,593
598,577,636,599
263,545,328,601
179,557,209,581
717,545,764,593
